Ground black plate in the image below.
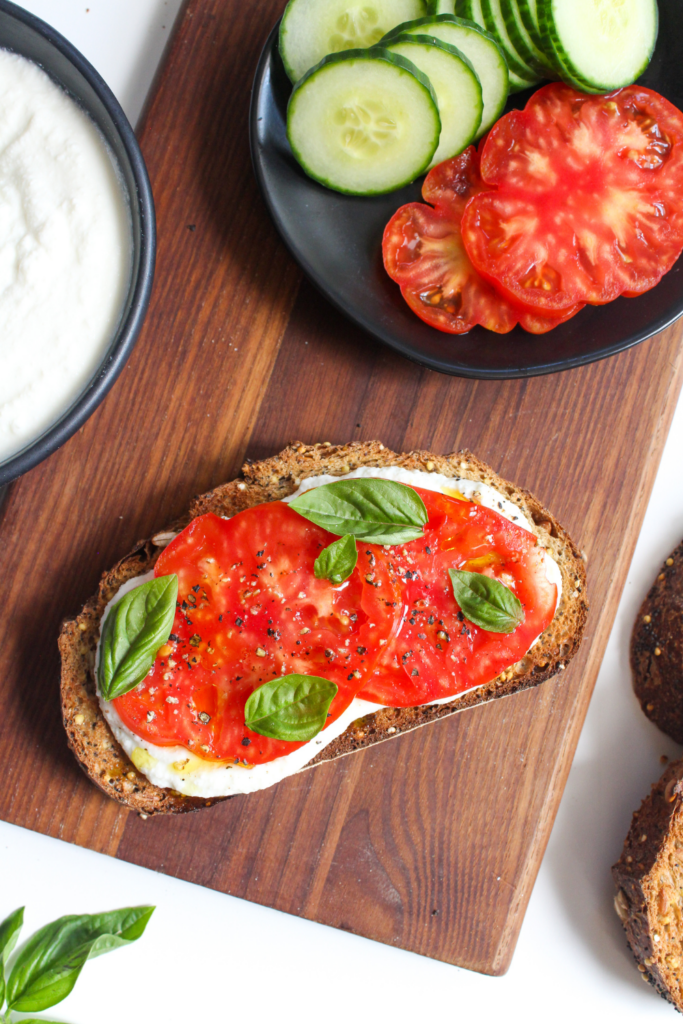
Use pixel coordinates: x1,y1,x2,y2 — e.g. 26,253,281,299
250,1,683,379
0,0,155,486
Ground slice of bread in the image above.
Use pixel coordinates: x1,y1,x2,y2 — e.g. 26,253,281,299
632,541,683,742
613,757,683,1011
59,441,588,816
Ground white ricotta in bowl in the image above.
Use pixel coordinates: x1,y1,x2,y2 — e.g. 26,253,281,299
0,49,131,464
96,468,562,798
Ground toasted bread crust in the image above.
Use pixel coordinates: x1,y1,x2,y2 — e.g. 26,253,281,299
613,758,683,1011
632,541,683,743
59,441,587,816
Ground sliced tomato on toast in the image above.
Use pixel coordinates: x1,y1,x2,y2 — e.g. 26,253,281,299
358,487,558,707
113,504,402,764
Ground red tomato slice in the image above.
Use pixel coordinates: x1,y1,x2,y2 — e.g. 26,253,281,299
383,148,582,335
113,505,402,765
461,84,683,315
357,488,557,707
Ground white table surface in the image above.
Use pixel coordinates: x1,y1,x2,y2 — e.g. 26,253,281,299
2,3,683,1022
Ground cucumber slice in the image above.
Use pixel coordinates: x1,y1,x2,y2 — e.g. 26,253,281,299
481,0,541,88
499,0,554,77
287,48,441,194
538,0,658,92
383,15,508,136
385,34,482,166
280,0,427,83
427,0,456,12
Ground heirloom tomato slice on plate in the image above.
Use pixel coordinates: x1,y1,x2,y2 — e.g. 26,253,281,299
113,504,403,765
383,148,582,334
461,84,683,315
357,487,558,707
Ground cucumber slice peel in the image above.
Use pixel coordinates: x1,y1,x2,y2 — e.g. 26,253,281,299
287,48,441,195
481,0,540,86
385,33,483,165
499,0,554,77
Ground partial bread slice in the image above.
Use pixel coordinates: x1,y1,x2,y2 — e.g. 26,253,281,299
59,441,587,816
631,541,683,742
613,757,683,1011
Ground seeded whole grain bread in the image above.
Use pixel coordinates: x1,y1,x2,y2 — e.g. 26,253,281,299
59,441,588,816
632,541,683,743
613,757,683,1011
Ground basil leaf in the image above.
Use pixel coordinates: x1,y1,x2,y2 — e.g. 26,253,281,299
245,674,338,742
7,906,154,1013
98,576,178,701
290,478,427,544
449,569,524,634
16,1019,65,1023
314,534,358,584
0,906,24,1007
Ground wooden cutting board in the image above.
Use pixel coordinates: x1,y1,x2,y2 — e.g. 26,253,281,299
1,0,682,976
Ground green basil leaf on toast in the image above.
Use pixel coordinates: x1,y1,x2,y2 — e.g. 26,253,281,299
98,575,178,701
245,674,338,742
314,534,358,584
290,478,428,544
449,568,524,633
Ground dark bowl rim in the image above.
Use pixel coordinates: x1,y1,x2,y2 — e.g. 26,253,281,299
0,0,156,486
249,19,683,380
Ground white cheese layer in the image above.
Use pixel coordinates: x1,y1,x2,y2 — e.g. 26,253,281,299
97,468,561,798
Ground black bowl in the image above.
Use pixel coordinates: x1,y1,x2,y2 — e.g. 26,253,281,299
250,0,683,378
0,0,155,486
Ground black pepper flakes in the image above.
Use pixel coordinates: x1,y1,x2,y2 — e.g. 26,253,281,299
235,617,244,627
189,634,201,646
241,737,251,746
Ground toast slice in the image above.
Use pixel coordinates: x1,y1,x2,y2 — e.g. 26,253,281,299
59,441,587,816
613,757,683,1011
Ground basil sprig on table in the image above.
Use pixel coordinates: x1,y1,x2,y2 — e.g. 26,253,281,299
449,569,524,634
244,674,338,742
0,904,153,1021
314,533,358,584
98,575,178,701
290,478,428,545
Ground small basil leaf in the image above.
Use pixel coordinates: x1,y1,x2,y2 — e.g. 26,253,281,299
7,906,154,1013
314,534,358,584
449,569,524,634
245,674,338,742
16,1019,66,1023
290,478,427,544
98,576,178,701
0,906,24,1007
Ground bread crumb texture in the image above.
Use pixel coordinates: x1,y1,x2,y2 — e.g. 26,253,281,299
59,441,587,815
632,541,683,742
613,758,683,1012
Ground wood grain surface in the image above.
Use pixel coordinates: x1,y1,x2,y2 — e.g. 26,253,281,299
0,0,682,975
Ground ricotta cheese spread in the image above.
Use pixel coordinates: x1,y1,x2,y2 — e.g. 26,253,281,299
0,50,131,464
97,468,562,798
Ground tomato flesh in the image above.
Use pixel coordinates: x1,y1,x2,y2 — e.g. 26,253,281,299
383,148,582,335
461,84,683,314
113,505,401,765
357,488,557,707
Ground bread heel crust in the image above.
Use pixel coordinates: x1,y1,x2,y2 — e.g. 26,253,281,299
59,441,587,815
613,758,683,1010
